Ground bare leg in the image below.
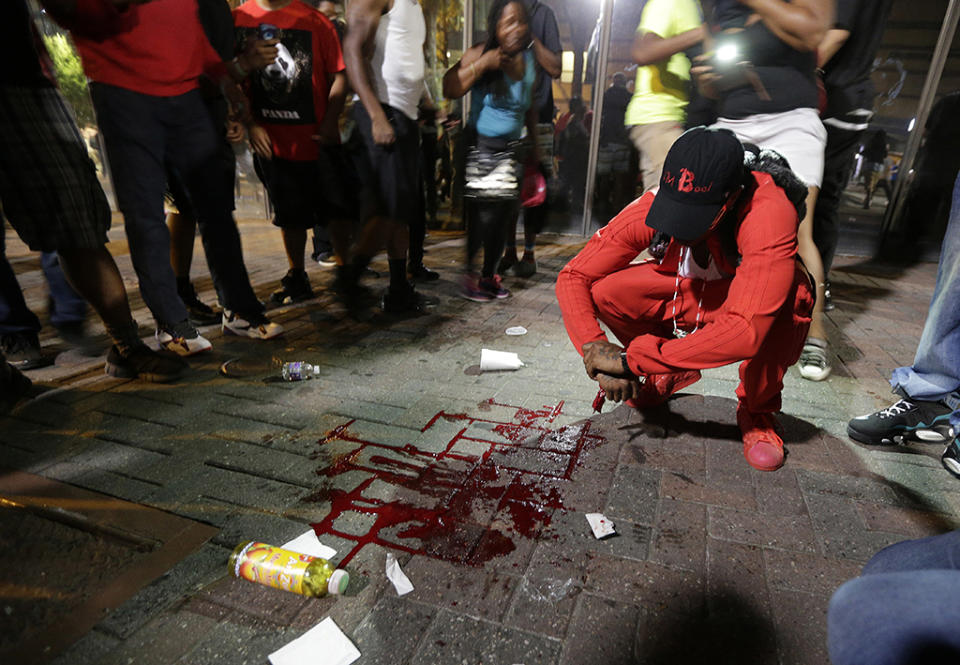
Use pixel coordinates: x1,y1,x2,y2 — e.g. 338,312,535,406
57,247,135,334
798,186,826,342
281,227,307,272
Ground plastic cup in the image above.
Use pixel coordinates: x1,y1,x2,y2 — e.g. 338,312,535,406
480,348,524,371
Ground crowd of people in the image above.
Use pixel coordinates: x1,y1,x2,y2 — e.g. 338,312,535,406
0,0,562,392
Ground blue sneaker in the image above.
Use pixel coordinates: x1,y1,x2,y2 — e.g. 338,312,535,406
848,398,953,446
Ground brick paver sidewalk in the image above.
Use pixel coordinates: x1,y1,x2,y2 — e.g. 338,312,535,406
2,217,956,665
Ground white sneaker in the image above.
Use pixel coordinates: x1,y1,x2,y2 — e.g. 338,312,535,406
222,309,284,340
798,338,832,381
155,323,212,356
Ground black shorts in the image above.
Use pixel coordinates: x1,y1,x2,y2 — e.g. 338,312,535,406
350,102,421,226
255,148,358,229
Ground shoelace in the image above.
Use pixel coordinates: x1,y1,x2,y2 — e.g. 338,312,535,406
879,399,914,419
800,347,827,368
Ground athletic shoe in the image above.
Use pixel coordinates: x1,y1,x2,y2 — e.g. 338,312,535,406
515,255,537,278
222,310,284,339
54,321,102,356
104,343,187,383
497,253,517,275
847,397,953,445
155,320,212,356
479,274,510,299
823,280,835,312
270,269,314,305
940,431,960,479
737,407,785,471
798,338,831,381
626,370,702,408
0,361,32,415
177,282,220,326
381,283,424,313
408,263,440,282
460,274,492,302
315,251,338,268
1,332,51,370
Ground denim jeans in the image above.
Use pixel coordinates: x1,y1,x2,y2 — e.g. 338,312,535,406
891,172,960,433
90,84,262,327
0,228,86,335
828,530,960,665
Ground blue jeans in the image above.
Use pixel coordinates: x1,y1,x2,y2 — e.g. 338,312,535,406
828,530,960,664
891,172,960,433
0,226,86,335
90,84,262,327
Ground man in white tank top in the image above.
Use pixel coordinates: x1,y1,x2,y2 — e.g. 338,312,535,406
343,0,431,313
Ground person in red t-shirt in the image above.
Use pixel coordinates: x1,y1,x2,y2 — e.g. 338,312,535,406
556,127,814,472
47,0,286,364
234,0,346,305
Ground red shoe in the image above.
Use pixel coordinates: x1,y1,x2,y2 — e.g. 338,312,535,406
737,408,785,471
626,370,702,408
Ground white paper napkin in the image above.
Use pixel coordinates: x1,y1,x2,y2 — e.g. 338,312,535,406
282,530,337,560
268,617,360,665
385,553,414,596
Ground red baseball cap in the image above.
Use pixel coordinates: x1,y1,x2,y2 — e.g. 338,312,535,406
646,127,745,244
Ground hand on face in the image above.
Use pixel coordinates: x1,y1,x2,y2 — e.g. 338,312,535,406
497,1,530,55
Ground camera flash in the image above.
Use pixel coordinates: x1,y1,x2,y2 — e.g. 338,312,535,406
716,44,738,62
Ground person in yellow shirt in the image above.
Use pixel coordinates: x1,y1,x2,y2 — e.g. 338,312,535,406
625,0,706,193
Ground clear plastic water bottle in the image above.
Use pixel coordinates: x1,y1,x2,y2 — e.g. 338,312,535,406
228,541,349,597
281,361,320,381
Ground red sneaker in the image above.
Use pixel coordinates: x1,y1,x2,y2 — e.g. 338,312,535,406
737,408,785,471
626,370,702,408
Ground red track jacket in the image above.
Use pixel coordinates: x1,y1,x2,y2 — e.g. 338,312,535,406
556,171,802,376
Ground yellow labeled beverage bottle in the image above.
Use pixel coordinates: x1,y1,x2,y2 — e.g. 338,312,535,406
228,541,349,597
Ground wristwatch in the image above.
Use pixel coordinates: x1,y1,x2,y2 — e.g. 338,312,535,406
620,352,632,376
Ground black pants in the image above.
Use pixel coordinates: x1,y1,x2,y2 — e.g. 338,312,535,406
813,121,864,275
466,198,518,277
90,83,262,325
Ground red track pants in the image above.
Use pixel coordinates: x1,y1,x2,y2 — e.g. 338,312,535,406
590,261,814,414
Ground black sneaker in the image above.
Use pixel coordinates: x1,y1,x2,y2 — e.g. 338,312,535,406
177,282,220,326
941,433,960,478
408,263,440,282
0,361,32,415
105,343,187,383
0,332,51,370
848,398,954,445
270,269,314,305
381,283,426,313
823,280,835,312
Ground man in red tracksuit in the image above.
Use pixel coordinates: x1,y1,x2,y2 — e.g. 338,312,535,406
556,127,814,471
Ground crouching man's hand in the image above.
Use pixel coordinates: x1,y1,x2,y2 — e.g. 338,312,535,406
582,340,630,380
596,373,642,403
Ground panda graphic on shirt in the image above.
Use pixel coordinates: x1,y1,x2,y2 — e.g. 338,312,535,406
236,27,315,125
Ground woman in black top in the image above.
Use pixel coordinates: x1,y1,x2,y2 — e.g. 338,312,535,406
693,0,834,382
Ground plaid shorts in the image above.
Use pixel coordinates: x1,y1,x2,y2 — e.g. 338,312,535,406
0,84,111,251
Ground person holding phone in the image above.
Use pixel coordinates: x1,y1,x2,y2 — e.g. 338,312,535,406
443,0,538,302
233,1,347,306
692,0,834,383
